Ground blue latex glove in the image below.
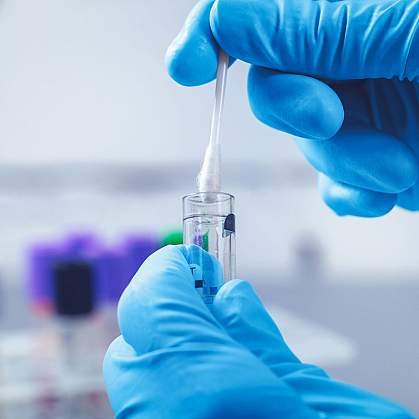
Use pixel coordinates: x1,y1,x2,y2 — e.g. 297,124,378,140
166,0,419,217
104,245,412,418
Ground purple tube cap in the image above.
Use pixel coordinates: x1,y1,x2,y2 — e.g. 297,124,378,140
91,246,132,303
61,231,100,254
122,233,159,278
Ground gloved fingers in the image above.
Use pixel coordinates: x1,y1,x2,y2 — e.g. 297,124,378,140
296,127,419,194
210,0,419,81
248,65,344,141
318,174,398,217
117,245,232,355
166,0,234,87
211,280,413,418
212,280,303,370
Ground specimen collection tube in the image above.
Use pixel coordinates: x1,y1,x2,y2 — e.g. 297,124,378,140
183,192,236,304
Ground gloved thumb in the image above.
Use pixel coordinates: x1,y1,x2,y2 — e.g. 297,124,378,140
210,0,419,81
117,245,231,355
212,280,300,370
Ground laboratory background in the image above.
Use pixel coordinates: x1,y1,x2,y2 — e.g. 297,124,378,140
1,0,419,418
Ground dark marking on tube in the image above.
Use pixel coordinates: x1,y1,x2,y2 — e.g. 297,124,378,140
223,214,235,237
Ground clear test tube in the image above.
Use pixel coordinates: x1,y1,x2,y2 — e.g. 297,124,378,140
183,192,236,304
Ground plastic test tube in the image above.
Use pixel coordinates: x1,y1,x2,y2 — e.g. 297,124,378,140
183,192,236,304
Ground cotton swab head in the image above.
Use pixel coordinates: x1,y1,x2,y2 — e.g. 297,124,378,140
198,142,222,192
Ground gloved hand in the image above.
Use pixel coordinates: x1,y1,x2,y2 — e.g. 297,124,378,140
104,245,412,418
166,0,419,217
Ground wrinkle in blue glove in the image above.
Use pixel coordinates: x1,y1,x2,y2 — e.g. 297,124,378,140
104,246,413,418
166,0,419,217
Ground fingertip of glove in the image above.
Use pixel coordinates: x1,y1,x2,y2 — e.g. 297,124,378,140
165,35,218,87
318,174,398,217
248,67,344,141
213,279,266,322
166,0,218,86
215,279,258,303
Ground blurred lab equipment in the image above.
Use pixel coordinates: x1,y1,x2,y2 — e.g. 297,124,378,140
161,229,184,247
293,232,326,281
122,234,160,281
26,230,181,310
0,228,183,418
